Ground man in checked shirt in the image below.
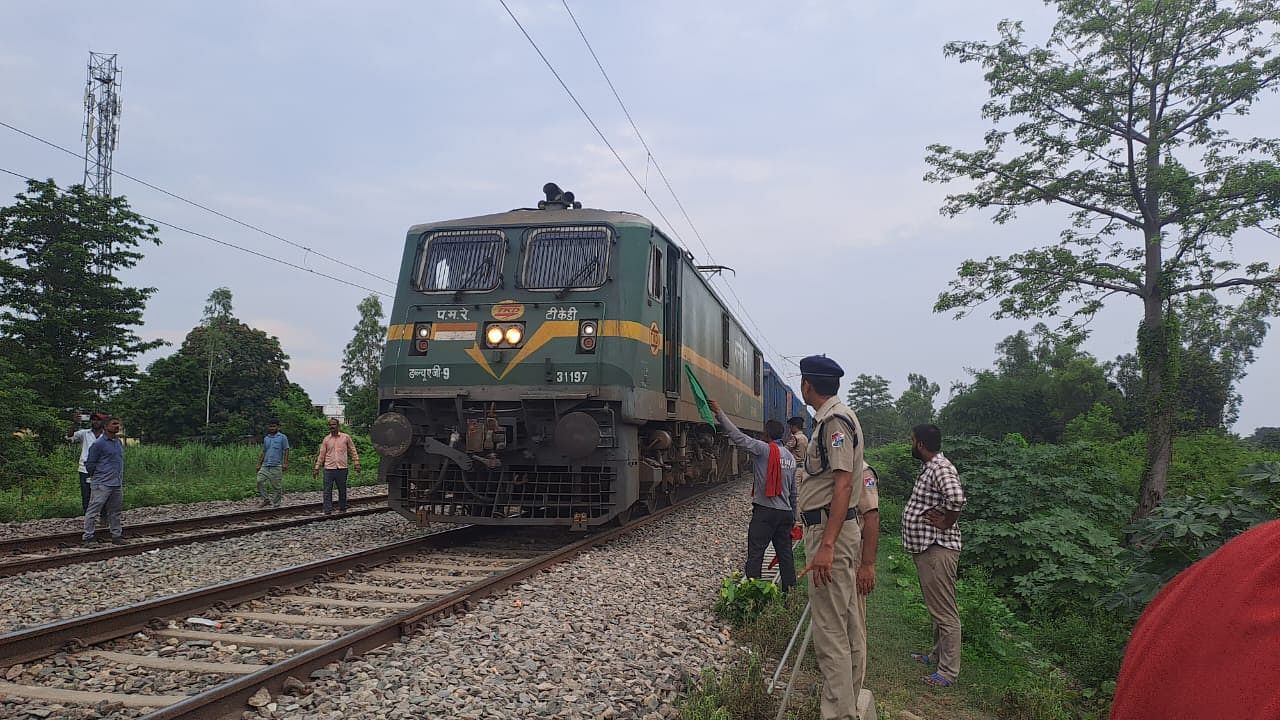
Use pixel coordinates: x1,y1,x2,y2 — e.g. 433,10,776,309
902,423,966,688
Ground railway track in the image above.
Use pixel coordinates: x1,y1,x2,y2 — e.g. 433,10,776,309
0,488,712,719
0,495,390,578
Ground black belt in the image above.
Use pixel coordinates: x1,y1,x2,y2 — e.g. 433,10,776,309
801,506,858,527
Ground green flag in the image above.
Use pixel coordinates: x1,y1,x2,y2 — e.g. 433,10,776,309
684,363,717,427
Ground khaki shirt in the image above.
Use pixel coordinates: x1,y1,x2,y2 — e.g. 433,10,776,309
785,430,808,461
856,468,880,521
799,397,865,513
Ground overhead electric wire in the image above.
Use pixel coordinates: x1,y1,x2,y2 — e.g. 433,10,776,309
0,166,391,297
0,119,394,286
556,1,798,372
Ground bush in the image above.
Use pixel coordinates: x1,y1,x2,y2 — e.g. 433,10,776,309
713,573,781,627
864,442,915,500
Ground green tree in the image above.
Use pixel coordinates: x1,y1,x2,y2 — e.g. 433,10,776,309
121,319,291,443
0,179,162,410
1248,427,1280,451
846,374,908,447
0,358,61,491
337,294,386,431
202,287,234,428
925,0,1280,518
1064,402,1123,443
896,373,940,429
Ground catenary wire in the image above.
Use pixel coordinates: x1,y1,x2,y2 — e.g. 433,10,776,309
556,1,798,371
0,167,391,297
0,119,394,286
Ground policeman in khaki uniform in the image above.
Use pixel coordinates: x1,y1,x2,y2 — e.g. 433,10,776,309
855,465,881,687
796,355,869,720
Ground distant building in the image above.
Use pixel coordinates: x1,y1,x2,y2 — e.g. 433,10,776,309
318,396,346,423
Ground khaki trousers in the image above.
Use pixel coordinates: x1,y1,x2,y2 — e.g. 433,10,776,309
805,518,865,720
913,544,962,682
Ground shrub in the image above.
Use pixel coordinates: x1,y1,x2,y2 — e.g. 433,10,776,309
713,573,781,627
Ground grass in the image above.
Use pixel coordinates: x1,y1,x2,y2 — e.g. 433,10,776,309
681,526,1092,720
0,442,382,522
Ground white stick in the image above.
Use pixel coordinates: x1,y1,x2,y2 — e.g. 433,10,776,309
767,601,811,693
775,619,813,720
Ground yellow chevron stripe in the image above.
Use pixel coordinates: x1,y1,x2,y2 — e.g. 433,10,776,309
387,323,413,341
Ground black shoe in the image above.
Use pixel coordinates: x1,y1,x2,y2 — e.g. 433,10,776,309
110,537,126,546
82,538,98,547
324,510,333,515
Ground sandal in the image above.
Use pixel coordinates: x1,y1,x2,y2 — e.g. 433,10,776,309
909,652,934,667
923,672,954,688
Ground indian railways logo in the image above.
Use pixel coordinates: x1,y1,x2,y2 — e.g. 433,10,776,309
491,301,525,321
649,321,662,355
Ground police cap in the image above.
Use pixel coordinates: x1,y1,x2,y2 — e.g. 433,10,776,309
799,355,844,378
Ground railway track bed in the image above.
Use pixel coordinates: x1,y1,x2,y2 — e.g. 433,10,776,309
0,485,740,719
0,495,391,578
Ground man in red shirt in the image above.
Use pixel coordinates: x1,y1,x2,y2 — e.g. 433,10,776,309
313,418,361,514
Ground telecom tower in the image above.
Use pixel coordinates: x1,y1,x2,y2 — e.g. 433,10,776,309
82,52,121,197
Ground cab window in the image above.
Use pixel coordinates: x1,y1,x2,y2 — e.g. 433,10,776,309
416,230,505,292
521,225,612,290
648,246,663,299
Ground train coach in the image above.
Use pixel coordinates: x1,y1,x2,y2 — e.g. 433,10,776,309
762,361,812,435
370,184,765,529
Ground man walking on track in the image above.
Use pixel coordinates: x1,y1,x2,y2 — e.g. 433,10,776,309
708,398,799,592
313,417,361,514
82,416,127,546
902,423,966,688
256,419,290,507
795,354,870,720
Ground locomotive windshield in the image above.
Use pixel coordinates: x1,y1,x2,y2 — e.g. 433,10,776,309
416,230,506,293
521,225,612,291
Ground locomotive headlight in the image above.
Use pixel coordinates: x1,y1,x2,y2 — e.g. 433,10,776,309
504,325,523,345
410,323,432,355
486,324,505,347
416,325,430,339
578,320,598,354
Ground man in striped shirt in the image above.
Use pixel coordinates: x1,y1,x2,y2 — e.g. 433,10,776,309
901,423,966,688
313,418,361,514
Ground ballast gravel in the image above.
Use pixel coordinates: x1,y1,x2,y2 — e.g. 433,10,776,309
0,511,436,634
266,483,754,720
0,484,387,541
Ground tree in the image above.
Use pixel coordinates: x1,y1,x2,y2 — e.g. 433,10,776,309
1248,427,1280,451
896,373,940,429
337,294,386,431
0,358,62,492
120,319,291,443
202,287,234,428
0,179,162,410
925,1,1280,518
846,374,908,447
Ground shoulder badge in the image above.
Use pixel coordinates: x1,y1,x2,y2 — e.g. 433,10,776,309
830,431,845,448
864,475,877,489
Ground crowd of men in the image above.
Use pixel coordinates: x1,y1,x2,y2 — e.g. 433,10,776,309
713,354,967,720
70,414,361,543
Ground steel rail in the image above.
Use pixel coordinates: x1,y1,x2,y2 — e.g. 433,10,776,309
0,500,391,578
140,486,715,720
0,525,487,665
0,494,389,554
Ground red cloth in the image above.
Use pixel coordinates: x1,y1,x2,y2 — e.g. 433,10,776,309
1110,519,1280,720
764,442,783,498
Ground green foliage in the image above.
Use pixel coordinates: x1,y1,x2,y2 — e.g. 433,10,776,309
1027,607,1127,694
1062,402,1121,443
864,442,915,501
1104,462,1280,610
926,0,1280,517
896,373,940,429
679,656,776,720
1248,426,1280,451
338,294,386,432
119,317,292,443
0,179,162,409
271,383,328,453
0,438,378,521
0,358,62,492
941,326,1121,443
713,573,781,627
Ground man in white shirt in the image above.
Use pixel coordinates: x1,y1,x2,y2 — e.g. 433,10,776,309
68,413,106,516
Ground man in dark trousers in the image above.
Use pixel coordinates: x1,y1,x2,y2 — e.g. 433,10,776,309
708,399,799,592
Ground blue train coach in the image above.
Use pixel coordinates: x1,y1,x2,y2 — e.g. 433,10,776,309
762,362,813,436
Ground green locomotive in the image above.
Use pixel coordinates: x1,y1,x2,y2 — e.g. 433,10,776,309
371,184,762,528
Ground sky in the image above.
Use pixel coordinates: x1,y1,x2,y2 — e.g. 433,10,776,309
1,0,1276,433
